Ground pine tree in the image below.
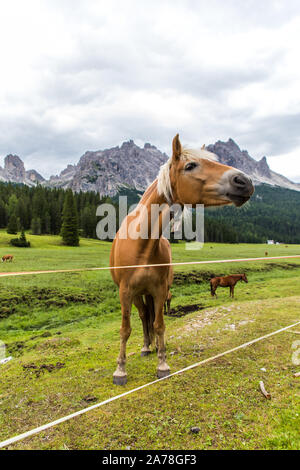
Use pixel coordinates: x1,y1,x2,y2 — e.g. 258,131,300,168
16,198,28,229
81,206,96,238
31,217,41,235
7,212,18,234
20,228,27,243
44,212,51,234
49,199,61,234
61,190,79,246
8,194,18,216
0,200,7,228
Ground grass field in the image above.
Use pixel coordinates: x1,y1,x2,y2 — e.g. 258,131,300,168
0,231,300,450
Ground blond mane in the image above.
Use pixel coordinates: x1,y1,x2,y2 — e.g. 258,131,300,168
157,146,218,204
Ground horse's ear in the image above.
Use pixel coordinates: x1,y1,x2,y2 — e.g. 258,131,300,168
201,144,205,150
172,134,182,161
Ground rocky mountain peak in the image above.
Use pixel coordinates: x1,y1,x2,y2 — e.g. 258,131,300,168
121,139,135,149
4,154,25,180
60,140,168,196
0,154,45,186
60,164,76,176
256,156,272,179
144,143,157,150
25,169,45,183
207,139,262,177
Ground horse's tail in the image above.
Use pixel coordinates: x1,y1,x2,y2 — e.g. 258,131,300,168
145,295,155,346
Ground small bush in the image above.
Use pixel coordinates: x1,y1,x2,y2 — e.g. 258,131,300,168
10,229,31,247
10,238,31,247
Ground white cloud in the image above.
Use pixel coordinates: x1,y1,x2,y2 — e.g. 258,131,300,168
268,150,300,182
0,0,300,180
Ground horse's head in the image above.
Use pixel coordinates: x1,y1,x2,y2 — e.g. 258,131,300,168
241,273,248,283
159,134,254,207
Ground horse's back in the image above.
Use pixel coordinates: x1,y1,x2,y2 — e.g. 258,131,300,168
218,275,241,287
211,275,233,287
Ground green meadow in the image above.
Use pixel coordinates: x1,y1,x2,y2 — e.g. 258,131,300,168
0,231,300,450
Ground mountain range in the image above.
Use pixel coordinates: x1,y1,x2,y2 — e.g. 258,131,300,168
1,138,299,195
0,154,45,186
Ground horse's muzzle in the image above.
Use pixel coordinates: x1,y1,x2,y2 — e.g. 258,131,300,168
219,170,254,207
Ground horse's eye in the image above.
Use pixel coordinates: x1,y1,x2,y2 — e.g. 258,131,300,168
185,162,198,171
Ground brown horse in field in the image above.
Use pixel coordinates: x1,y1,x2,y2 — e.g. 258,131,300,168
110,134,254,385
1,255,13,262
210,274,248,298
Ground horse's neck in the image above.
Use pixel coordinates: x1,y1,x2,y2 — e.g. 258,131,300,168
139,179,159,204
130,180,169,251
140,179,169,238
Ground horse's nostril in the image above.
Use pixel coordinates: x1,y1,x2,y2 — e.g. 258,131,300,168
225,171,254,204
233,175,246,186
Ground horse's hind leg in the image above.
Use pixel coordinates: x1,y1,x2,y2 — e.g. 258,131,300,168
166,298,171,315
210,282,217,298
133,295,151,357
153,287,170,379
163,292,172,316
113,287,132,386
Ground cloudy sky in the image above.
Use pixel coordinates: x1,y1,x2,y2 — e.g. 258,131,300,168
0,0,300,181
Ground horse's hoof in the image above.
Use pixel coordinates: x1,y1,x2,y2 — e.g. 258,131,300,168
141,350,151,357
113,374,127,386
157,368,170,379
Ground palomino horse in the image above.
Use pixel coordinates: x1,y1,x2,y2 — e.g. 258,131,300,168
1,255,13,262
110,134,254,385
210,273,248,298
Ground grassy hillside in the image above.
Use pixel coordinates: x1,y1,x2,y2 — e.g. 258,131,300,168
0,236,300,449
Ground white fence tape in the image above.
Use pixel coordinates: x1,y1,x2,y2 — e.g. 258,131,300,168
0,255,300,278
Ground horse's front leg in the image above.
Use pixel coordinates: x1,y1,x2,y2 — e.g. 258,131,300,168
153,288,170,379
113,286,132,385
